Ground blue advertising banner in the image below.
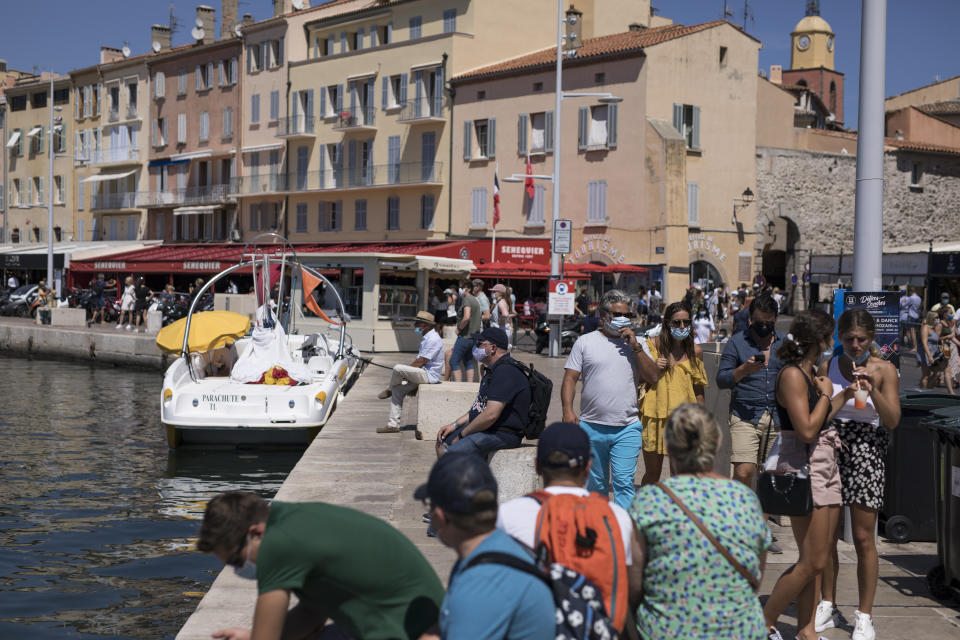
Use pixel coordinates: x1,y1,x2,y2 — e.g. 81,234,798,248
833,290,901,370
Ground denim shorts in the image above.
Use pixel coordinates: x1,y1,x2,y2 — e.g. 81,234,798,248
443,423,521,457
448,336,476,372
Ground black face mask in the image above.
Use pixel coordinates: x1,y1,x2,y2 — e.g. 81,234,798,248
752,322,775,338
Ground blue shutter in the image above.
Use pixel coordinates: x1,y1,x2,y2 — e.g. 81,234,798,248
487,118,496,158
388,135,400,184
260,41,267,70
335,142,343,187
319,142,326,187
305,89,314,131
382,76,389,109
349,81,356,118
414,71,423,118
421,131,435,181
366,79,375,123
340,31,347,53
691,105,701,149
607,103,618,148
365,139,374,185
320,86,326,117
251,94,260,123
290,90,298,122
336,84,344,113
348,139,357,186
246,46,252,73
517,114,528,156
463,120,472,161
672,103,683,134
357,28,364,50
399,73,408,106
578,106,589,151
545,110,555,153
433,66,444,115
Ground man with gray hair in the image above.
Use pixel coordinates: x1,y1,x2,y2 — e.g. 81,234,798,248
560,289,644,508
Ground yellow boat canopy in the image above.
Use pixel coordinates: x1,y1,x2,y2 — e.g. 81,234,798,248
156,310,251,355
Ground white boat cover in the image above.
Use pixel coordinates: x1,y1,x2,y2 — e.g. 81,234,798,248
229,323,314,384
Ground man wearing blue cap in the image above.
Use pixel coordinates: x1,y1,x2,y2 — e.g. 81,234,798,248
416,453,553,640
435,327,531,458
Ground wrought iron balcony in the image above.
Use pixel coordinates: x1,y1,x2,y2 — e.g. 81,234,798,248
91,192,142,210
277,116,316,138
230,161,442,195
331,107,376,131
397,97,446,123
139,184,233,207
88,147,141,165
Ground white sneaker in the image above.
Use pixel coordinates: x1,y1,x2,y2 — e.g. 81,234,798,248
115,324,123,329
814,599,836,632
852,610,875,640
768,628,784,640
125,324,132,330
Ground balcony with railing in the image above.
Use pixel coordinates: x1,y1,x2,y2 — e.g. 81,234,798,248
91,191,142,210
139,184,233,207
108,107,120,122
126,104,139,119
88,147,141,166
332,106,376,131
277,116,315,138
397,97,446,123
231,161,442,195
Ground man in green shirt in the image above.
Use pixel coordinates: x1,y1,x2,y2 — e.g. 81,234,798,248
197,492,444,640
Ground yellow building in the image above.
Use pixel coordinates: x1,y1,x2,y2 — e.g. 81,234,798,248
3,74,75,245
451,20,760,300
231,0,654,242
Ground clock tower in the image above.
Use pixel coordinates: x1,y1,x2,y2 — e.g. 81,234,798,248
782,0,845,124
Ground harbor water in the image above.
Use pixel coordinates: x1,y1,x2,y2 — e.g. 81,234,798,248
0,356,301,639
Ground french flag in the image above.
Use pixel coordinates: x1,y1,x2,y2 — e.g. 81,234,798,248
493,170,501,228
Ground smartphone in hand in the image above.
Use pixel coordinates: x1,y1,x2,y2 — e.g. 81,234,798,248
755,352,766,364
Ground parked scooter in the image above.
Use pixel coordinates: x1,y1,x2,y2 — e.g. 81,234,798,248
0,284,38,318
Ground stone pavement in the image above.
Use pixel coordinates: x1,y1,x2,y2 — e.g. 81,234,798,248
178,339,960,638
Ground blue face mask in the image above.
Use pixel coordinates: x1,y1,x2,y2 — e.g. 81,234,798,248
671,327,691,340
472,346,488,362
609,316,632,330
414,327,423,336
844,349,870,366
233,538,257,580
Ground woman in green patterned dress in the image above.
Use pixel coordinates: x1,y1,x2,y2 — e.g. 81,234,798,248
628,404,770,639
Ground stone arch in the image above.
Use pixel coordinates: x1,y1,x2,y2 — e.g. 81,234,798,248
689,256,725,290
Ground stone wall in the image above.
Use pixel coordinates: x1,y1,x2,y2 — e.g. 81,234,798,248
755,146,960,257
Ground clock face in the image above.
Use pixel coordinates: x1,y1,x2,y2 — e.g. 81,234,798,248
797,35,811,51
827,36,834,52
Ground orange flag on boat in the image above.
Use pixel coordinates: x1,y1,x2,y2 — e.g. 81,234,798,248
301,267,343,325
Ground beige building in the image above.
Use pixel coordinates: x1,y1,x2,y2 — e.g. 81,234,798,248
228,0,654,243
451,20,761,299
3,74,75,245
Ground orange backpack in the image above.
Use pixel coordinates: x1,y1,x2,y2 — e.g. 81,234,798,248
529,491,629,632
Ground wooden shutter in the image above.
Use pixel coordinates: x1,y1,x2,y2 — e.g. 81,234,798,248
607,103,618,148
433,66,444,115
517,114,528,156
305,89,314,131
545,110,555,152
195,65,202,91
382,76,389,109
687,182,699,224
578,106,589,151
336,84,344,114
691,105,701,149
414,70,423,118
673,103,683,134
400,73,408,106
320,86,326,117
463,120,472,161
487,118,496,158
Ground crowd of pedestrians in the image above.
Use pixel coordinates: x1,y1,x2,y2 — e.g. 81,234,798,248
196,287,907,640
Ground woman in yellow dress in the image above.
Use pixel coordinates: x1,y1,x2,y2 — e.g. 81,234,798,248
637,301,707,486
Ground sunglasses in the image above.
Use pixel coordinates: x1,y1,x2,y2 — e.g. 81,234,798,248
607,312,634,318
753,321,775,330
670,319,691,327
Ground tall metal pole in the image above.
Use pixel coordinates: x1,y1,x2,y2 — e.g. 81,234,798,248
2,97,7,245
852,0,886,291
46,74,55,291
549,0,563,358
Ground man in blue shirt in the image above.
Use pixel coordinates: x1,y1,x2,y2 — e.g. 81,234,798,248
717,295,784,545
416,452,554,640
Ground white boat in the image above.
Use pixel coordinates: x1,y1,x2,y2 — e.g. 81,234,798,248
160,235,363,448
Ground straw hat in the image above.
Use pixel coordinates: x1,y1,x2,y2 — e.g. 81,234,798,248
415,310,436,324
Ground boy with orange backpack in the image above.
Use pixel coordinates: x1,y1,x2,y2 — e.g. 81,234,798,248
496,422,643,635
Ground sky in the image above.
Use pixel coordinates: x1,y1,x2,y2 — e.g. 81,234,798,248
1,0,958,129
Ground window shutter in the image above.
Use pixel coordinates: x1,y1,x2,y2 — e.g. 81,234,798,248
251,94,260,123
218,61,225,86
691,105,701,149
382,76,389,109
305,89,314,130
260,41,267,70
387,22,393,43
336,84,344,113
687,182,699,224
433,66,444,115
95,84,102,116
247,46,252,74
414,70,423,118
366,79,375,122
336,200,343,230
162,118,168,142
318,142,326,183
399,73,408,106
349,81,356,115
340,32,347,53
178,113,186,143
207,63,214,88
74,88,79,118
196,65,202,91
76,130,82,155
290,90,298,122
672,103,683,134
348,139,357,185
578,106,589,151
545,110,555,152
607,103,618,148
487,118,496,158
231,57,238,83
320,86,326,117
463,120,472,161
517,113,528,156
357,28,364,50
335,142,343,187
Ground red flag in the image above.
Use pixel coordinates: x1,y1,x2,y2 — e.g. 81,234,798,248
493,171,501,228
525,155,535,199
301,267,343,325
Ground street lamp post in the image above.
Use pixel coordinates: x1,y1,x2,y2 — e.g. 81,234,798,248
46,74,54,291
549,0,564,357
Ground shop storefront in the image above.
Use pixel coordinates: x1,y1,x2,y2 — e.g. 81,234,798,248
809,252,929,311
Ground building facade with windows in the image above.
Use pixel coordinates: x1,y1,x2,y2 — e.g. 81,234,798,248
146,24,241,243
3,74,74,245
452,21,760,299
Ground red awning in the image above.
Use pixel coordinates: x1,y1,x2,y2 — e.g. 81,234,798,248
471,261,589,279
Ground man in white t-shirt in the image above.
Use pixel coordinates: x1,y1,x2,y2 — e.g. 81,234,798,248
377,311,444,436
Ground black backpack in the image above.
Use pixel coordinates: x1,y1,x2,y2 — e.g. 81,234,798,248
510,359,553,439
465,548,620,640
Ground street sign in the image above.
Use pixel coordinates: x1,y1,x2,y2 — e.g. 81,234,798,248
548,279,576,315
553,219,572,255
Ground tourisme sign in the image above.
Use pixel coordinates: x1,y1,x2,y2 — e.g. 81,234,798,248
548,279,576,315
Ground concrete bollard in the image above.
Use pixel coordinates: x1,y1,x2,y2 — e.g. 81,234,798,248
146,310,163,334
416,381,479,441
489,445,541,503
51,307,87,327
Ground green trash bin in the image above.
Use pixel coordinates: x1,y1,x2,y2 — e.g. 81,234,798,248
883,392,960,542
921,417,960,600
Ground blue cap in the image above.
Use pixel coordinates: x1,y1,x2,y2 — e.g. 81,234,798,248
414,453,498,514
471,326,509,350
537,421,591,468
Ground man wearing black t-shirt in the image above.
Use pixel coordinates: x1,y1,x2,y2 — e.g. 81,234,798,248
436,327,531,458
